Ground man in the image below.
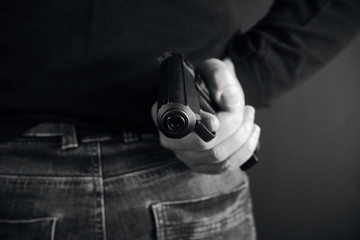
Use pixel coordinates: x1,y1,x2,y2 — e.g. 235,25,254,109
0,0,359,239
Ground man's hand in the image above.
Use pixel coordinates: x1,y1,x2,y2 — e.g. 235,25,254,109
151,58,260,174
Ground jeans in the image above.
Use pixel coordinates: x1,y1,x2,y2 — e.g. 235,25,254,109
0,123,256,240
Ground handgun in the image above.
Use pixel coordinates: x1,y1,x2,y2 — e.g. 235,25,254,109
156,52,258,171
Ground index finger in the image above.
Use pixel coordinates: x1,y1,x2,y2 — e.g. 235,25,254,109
197,58,245,111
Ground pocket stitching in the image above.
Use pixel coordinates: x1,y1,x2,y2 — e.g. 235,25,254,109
0,217,57,240
159,207,249,239
151,180,251,240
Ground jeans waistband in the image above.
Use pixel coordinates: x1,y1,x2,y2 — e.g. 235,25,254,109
22,123,157,150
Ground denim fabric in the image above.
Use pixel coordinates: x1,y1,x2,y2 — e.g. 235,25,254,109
0,123,256,240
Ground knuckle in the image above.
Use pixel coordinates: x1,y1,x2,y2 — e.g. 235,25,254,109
244,135,259,153
245,105,255,115
209,67,225,83
232,128,248,144
208,145,227,162
243,144,254,155
228,111,243,128
245,106,255,121
244,120,254,135
254,124,261,133
234,118,257,143
251,125,261,143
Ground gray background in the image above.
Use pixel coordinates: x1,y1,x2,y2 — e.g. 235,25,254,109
244,1,360,239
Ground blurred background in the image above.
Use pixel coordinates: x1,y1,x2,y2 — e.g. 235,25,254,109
243,1,360,239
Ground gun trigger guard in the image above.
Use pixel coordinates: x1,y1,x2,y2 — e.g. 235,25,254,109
194,120,215,142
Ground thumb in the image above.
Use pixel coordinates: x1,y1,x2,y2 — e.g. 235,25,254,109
199,109,220,133
197,58,245,112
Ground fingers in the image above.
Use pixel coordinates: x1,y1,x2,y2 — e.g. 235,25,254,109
190,124,260,174
175,106,255,165
172,106,260,174
199,109,219,133
197,58,245,111
159,108,245,152
150,101,220,145
152,104,260,174
151,56,261,175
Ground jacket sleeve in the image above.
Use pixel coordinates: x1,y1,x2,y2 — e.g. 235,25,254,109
227,0,360,108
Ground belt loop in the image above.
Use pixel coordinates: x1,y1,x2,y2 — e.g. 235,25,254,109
60,124,79,149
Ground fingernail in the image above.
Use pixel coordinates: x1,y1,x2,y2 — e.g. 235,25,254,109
208,118,216,132
221,88,240,107
202,115,219,132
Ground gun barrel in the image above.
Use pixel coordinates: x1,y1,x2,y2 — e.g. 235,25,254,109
157,54,199,138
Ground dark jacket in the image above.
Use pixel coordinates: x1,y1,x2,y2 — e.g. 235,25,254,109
0,0,359,140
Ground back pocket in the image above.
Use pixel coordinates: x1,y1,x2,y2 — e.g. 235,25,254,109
151,182,255,240
0,217,56,240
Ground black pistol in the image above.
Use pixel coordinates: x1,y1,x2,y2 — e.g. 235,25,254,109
156,52,258,171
